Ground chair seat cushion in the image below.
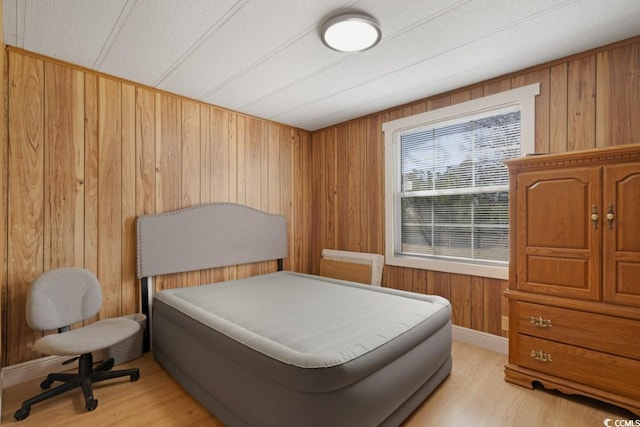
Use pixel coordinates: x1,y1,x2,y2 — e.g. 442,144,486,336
34,318,140,356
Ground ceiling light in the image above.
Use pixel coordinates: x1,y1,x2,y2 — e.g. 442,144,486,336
321,13,381,52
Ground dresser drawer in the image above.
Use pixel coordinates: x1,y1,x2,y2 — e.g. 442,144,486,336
514,334,640,401
512,301,640,360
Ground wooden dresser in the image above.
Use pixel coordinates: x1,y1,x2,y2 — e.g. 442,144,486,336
504,144,640,415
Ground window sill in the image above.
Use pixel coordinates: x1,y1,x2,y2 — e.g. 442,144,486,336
386,253,508,280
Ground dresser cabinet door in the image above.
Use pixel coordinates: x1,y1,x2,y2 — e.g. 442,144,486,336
515,167,601,300
603,163,640,307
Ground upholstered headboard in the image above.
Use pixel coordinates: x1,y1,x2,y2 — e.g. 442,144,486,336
135,203,288,351
136,203,288,279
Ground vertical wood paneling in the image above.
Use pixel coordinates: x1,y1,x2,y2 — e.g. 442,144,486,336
181,100,201,284
596,43,640,147
470,276,484,331
412,268,428,294
210,108,230,203
121,83,137,314
135,87,156,216
155,94,182,290
245,117,262,277
97,77,122,319
310,130,323,274
297,129,313,273
4,38,640,366
235,116,248,279
470,85,484,100
347,122,361,251
7,53,44,365
450,90,471,106
199,106,212,205
84,74,99,285
484,79,511,96
181,100,200,209
451,274,471,328
155,94,181,214
366,115,384,254
426,95,450,111
43,63,84,270
567,56,596,150
326,129,337,255
549,63,568,153
336,124,349,251
483,278,507,336
244,117,261,211
291,128,302,273
0,5,7,365
227,113,239,280
2,49,310,366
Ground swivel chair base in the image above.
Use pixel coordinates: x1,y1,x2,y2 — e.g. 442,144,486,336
14,353,140,421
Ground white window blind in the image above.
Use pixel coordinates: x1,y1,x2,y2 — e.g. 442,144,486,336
398,107,520,264
383,83,538,279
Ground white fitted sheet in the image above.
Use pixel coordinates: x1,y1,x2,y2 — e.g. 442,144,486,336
155,271,450,369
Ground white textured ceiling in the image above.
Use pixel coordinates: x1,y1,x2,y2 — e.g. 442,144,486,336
4,0,640,131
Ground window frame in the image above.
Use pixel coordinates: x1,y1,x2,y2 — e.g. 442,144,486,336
382,83,539,280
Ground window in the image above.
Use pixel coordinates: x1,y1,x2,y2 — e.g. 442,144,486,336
383,84,539,279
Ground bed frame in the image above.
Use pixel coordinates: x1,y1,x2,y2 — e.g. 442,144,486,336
136,203,451,426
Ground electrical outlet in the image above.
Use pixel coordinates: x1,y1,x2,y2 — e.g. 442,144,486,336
501,315,509,331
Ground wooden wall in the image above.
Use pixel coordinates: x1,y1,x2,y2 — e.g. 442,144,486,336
310,36,640,337
2,36,638,367
1,48,312,366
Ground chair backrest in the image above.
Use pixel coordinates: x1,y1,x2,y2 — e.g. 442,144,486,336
26,268,103,331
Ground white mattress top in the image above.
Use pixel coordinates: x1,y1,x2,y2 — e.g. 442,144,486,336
155,271,450,368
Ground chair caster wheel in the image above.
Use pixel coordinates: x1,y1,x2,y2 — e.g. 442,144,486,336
14,406,30,421
40,378,54,389
86,398,98,411
131,371,140,382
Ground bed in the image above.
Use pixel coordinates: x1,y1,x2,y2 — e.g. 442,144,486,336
136,203,452,427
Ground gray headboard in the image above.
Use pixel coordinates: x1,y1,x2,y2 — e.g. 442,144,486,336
136,203,288,279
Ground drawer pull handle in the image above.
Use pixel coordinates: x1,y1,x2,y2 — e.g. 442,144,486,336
530,316,552,328
530,350,552,362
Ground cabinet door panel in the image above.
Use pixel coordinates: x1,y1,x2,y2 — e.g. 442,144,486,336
604,163,640,307
516,168,601,300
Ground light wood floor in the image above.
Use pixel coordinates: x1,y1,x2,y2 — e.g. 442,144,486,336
2,341,635,426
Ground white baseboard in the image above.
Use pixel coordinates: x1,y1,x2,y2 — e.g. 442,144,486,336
1,349,108,389
452,325,508,355
1,355,74,389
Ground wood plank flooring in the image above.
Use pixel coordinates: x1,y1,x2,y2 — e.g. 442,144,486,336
2,341,635,426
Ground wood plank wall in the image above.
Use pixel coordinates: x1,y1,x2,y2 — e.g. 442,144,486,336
310,36,640,338
1,37,638,367
1,48,312,366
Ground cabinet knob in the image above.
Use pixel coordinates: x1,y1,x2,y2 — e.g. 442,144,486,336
530,349,552,362
530,316,552,328
607,203,614,229
591,205,598,229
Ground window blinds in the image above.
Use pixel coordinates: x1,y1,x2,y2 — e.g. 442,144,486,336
398,107,521,263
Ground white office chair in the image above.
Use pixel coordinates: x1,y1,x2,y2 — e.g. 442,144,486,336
14,268,141,421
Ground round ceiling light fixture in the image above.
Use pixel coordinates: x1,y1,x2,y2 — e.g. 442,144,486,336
321,13,381,52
